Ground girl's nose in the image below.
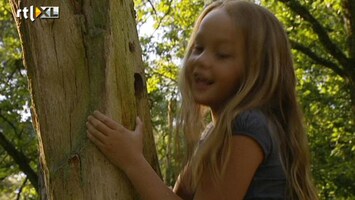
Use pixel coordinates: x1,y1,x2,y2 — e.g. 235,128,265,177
195,51,212,69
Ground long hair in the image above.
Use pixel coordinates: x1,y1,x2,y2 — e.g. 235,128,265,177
178,0,318,199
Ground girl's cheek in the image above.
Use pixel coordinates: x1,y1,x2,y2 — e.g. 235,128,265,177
184,59,194,84
185,56,196,70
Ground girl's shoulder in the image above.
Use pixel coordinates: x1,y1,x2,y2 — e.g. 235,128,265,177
231,109,274,160
232,109,270,135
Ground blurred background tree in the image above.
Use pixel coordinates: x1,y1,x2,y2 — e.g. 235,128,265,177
1,0,354,199
0,0,38,199
263,0,355,198
136,0,355,198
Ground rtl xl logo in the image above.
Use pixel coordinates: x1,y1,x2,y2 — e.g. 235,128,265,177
16,6,60,21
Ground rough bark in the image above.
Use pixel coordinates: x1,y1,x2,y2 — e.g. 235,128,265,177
9,0,160,199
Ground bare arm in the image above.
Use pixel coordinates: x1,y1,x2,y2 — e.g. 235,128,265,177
125,154,182,200
86,111,263,200
173,168,194,200
194,135,264,200
86,111,182,200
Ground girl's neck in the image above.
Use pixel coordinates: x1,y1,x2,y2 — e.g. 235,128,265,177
210,99,230,124
211,110,219,125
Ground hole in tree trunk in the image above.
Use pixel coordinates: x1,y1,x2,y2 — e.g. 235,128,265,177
134,73,144,98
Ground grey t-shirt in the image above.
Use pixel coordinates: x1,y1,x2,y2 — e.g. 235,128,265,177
232,110,286,199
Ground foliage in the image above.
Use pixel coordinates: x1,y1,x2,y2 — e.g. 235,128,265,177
135,0,355,198
0,0,38,199
262,0,355,198
0,0,354,199
134,0,205,186
296,62,355,198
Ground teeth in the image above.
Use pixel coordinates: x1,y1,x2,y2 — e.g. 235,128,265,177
195,76,213,84
194,73,214,85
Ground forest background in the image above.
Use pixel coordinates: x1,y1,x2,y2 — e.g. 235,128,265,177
0,0,354,199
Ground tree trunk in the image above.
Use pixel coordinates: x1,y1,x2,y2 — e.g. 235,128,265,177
9,0,160,199
204,0,215,6
349,75,355,121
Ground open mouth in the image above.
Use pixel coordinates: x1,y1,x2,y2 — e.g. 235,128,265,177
194,74,214,86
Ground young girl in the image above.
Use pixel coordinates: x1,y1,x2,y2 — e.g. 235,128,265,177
86,0,318,199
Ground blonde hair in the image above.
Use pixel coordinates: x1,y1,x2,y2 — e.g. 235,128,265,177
178,0,318,199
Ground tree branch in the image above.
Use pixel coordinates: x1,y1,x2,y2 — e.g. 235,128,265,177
150,0,173,37
147,0,158,16
16,177,28,200
0,130,38,192
0,112,18,135
279,0,350,68
151,70,178,84
344,0,355,61
290,39,346,77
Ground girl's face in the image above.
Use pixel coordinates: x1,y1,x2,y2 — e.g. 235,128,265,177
186,8,245,113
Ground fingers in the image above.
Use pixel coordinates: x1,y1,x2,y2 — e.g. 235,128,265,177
93,110,122,130
86,122,107,143
87,110,142,138
135,117,144,134
87,130,105,149
87,115,113,135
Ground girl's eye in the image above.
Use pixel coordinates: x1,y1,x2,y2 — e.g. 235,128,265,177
192,45,204,54
216,53,231,59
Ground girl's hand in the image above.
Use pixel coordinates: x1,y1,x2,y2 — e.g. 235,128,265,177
86,110,144,173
